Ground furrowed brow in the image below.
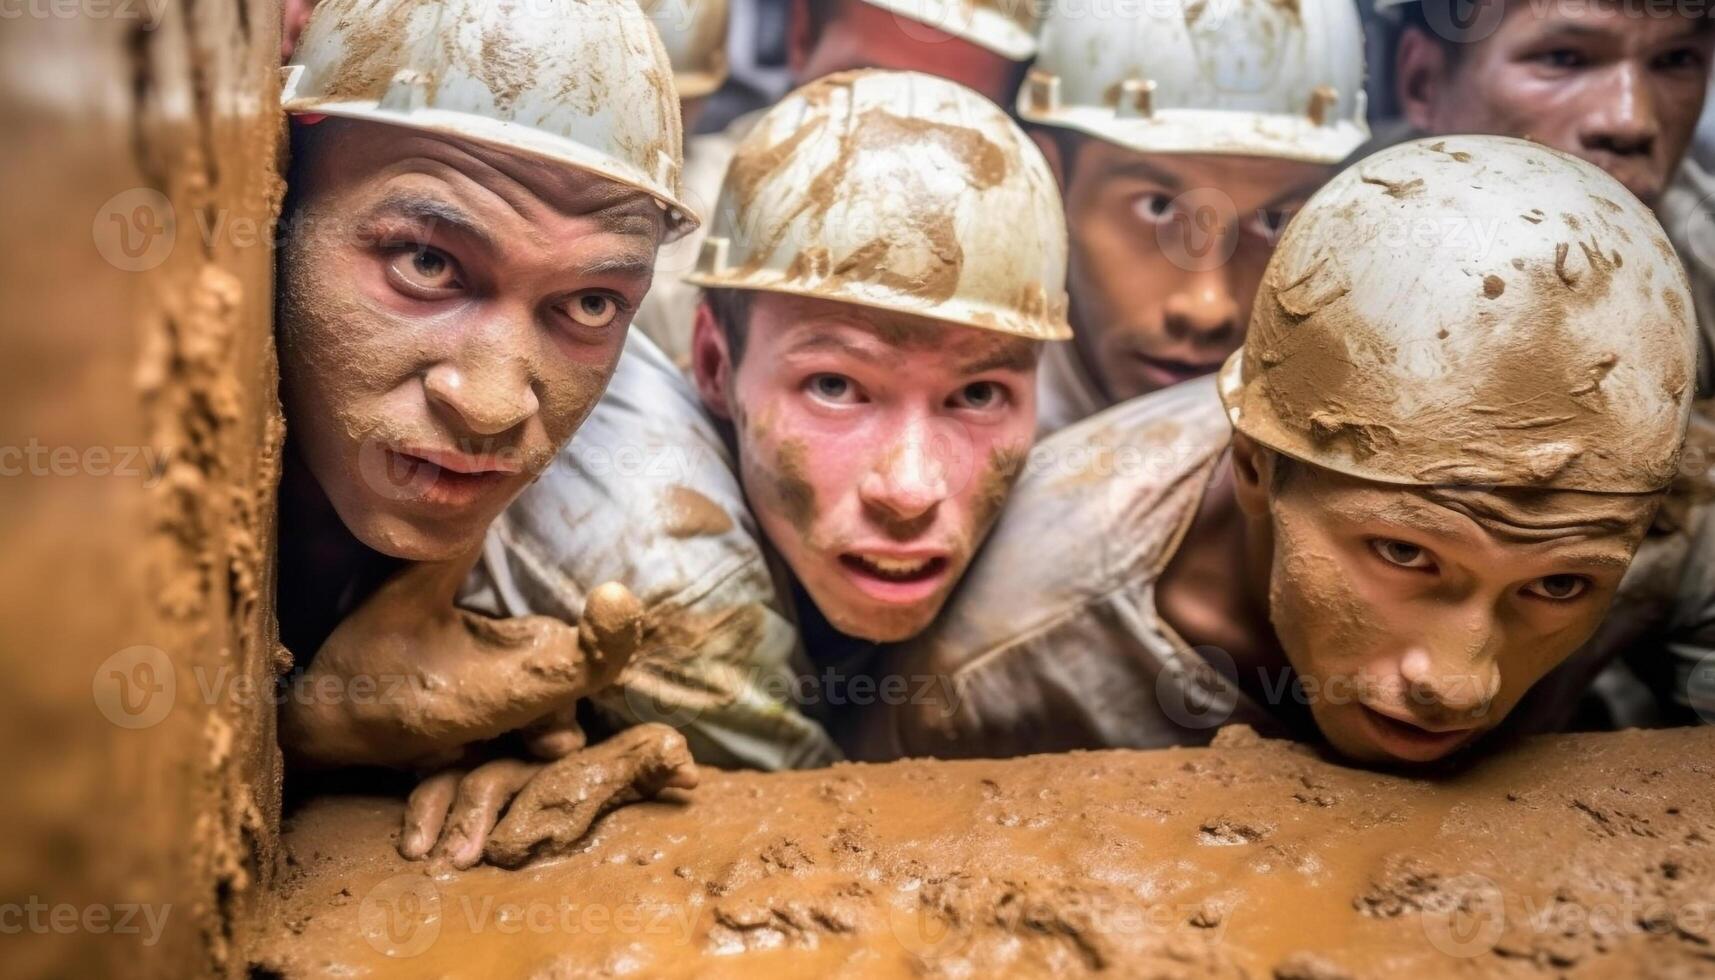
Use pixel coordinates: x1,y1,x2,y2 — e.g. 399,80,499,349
368,193,497,253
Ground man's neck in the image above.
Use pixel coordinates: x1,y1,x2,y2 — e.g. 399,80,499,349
1155,458,1310,733
276,446,402,661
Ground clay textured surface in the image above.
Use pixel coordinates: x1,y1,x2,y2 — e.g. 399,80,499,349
259,727,1714,978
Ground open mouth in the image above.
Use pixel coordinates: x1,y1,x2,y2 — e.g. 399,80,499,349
1357,705,1477,763
840,553,949,584
385,449,513,508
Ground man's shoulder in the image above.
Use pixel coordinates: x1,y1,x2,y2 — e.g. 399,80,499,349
477,332,772,619
904,376,1233,677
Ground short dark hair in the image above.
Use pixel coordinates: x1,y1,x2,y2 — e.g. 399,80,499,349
702,288,755,364
1397,0,1483,69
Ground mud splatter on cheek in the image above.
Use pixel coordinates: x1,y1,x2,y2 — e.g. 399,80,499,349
1267,505,1381,687
769,438,819,537
971,444,1028,537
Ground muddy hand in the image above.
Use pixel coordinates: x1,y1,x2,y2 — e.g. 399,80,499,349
398,758,545,869
484,724,699,869
284,557,644,769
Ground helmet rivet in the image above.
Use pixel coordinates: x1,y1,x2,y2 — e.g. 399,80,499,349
1024,69,1060,115
1307,85,1339,127
1117,79,1156,119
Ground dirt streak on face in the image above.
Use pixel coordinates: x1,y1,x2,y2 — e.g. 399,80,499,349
277,118,665,560
1059,140,1334,403
1258,456,1658,765
701,292,1040,643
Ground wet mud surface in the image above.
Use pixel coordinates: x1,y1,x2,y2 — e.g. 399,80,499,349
259,726,1714,978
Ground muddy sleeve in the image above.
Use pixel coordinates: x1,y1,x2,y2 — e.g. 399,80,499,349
1665,496,1715,722
588,555,845,771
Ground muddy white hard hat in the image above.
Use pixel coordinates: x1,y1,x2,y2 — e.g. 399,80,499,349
857,0,1040,60
643,0,730,99
282,0,698,240
1019,0,1369,164
1220,135,1698,494
687,69,1071,342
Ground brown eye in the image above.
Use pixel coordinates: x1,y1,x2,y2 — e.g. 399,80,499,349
1133,192,1174,225
388,245,462,295
1524,575,1588,602
1372,538,1434,570
567,292,620,329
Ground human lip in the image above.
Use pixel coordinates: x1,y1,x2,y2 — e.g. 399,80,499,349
1132,352,1225,389
393,445,523,476
837,549,954,605
384,448,516,509
1354,703,1478,764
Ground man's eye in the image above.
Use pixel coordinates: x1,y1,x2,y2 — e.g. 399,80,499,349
567,292,621,329
1537,48,1586,69
953,381,1006,411
1524,574,1589,601
388,245,463,294
807,373,860,404
1655,48,1706,72
1372,538,1435,570
1133,193,1174,225
1249,209,1294,243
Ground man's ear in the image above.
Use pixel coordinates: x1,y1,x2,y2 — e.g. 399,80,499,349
691,299,736,421
786,0,817,80
1029,128,1067,190
1395,26,1451,133
1230,432,1273,520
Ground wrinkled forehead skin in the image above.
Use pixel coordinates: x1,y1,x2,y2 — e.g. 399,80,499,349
1228,136,1697,494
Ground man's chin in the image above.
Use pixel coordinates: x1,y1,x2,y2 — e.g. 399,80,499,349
339,505,489,562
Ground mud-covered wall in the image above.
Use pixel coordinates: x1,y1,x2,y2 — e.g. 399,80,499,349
0,2,283,977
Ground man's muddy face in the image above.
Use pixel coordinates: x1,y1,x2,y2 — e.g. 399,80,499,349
1060,141,1332,403
699,293,1038,643
1401,1,1712,207
1261,462,1656,765
278,119,664,561
790,0,1019,104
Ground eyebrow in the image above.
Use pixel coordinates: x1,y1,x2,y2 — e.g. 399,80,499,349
1547,549,1636,571
575,252,656,280
783,333,887,364
1098,157,1186,191
367,193,496,254
957,342,1041,376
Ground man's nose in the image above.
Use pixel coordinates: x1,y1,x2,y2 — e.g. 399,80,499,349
1579,61,1659,159
858,418,952,525
1162,273,1242,348
1398,617,1502,724
423,312,540,437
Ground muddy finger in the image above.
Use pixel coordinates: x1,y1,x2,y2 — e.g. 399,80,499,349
431,758,541,870
399,769,463,860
